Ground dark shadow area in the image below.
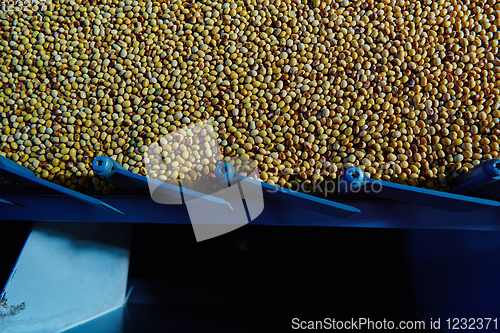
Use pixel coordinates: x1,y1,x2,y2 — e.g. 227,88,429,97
126,224,421,330
69,303,439,333
0,221,33,291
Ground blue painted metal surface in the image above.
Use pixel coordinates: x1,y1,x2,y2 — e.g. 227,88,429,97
1,194,499,229
214,162,360,218
1,159,500,332
0,198,23,207
2,154,497,225
64,306,126,333
0,162,498,229
407,229,500,332
0,222,130,333
0,156,125,216
92,156,155,191
92,156,233,210
452,159,500,201
339,166,500,212
452,159,500,194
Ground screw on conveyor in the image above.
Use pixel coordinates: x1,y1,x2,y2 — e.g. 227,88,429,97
451,158,500,196
339,166,500,212
0,155,126,216
214,162,238,186
213,162,361,219
92,156,234,210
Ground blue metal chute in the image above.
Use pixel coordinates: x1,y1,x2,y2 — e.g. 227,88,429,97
338,166,500,212
452,159,500,200
214,162,361,219
92,156,233,211
0,155,126,216
92,156,155,191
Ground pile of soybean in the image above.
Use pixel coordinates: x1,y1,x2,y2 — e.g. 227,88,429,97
0,0,499,194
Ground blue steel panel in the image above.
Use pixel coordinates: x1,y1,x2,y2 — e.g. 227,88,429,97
452,159,500,194
214,162,360,218
92,156,151,191
0,156,125,216
0,222,130,333
407,229,500,330
0,198,23,207
451,159,500,201
92,156,233,210
93,156,360,218
0,194,499,230
0,158,499,229
339,166,500,212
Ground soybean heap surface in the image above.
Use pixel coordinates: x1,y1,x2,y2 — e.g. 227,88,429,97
0,0,499,194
